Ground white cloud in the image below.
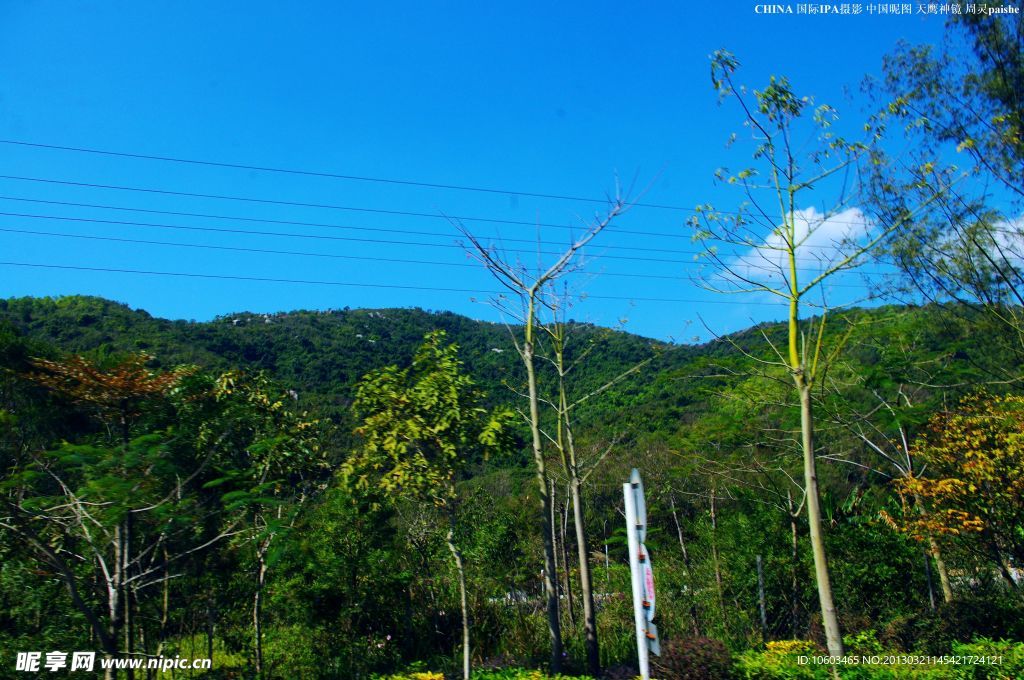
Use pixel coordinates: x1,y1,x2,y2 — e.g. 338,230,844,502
727,206,875,290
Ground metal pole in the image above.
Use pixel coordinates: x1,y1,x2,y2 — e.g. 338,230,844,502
624,482,649,680
757,554,767,639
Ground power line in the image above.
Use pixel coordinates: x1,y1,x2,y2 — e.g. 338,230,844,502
0,139,690,211
0,260,789,305
4,227,885,289
2,140,992,233
0,193,893,254
1,227,482,269
0,196,703,257
0,173,918,243
0,174,691,239
0,210,697,264
0,210,899,273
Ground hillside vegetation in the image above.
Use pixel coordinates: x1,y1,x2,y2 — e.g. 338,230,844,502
3,295,1023,679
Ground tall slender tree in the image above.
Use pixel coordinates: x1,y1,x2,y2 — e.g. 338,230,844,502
344,331,512,680
691,52,951,655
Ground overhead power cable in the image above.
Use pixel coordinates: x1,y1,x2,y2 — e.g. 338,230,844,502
0,210,898,273
0,260,789,305
0,210,695,264
5,227,885,289
0,193,892,254
0,139,690,211
0,172,920,237
0,197,704,257
2,139,992,234
0,174,691,239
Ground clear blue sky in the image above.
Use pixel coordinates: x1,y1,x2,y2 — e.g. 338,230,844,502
0,1,949,341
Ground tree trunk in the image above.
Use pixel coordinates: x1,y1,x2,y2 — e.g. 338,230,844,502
254,546,268,678
106,523,125,680
788,491,800,639
928,537,954,603
560,492,576,629
523,331,562,672
570,477,600,677
446,510,471,680
604,520,610,587
670,495,702,636
550,479,562,615
709,485,726,630
157,546,169,658
798,384,844,657
923,549,936,610
123,515,135,680
913,493,954,604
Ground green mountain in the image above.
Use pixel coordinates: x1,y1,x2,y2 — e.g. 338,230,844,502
0,294,1011,453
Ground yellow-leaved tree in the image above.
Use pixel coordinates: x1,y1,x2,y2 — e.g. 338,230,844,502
895,392,1024,594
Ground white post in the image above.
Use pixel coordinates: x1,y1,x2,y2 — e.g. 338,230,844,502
624,481,649,680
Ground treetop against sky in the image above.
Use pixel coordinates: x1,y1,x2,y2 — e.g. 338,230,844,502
0,2,970,340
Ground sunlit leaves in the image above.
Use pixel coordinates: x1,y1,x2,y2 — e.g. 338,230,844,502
344,331,513,507
893,392,1024,567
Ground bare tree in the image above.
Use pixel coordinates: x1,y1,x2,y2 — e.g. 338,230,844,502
456,189,627,673
539,306,649,676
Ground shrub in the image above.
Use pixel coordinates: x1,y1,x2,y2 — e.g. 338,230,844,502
651,636,734,680
373,671,594,680
913,597,1024,655
945,638,1024,680
733,640,824,680
844,629,885,657
732,636,1024,679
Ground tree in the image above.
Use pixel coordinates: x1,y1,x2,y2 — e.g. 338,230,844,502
8,354,189,679
190,370,327,677
2,353,323,679
691,52,949,656
869,11,1024,372
893,391,1024,593
878,10,1022,201
457,193,626,673
541,306,649,676
344,331,512,679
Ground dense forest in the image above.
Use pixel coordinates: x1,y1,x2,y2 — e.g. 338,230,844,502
2,295,1023,679
4,6,1024,680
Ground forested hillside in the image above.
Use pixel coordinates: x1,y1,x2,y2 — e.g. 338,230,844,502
3,295,1023,679
3,294,1007,452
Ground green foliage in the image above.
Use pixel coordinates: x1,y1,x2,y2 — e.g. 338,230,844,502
945,638,1024,680
907,597,1024,656
734,637,1024,679
4,296,1024,676
733,640,822,680
160,634,249,677
345,330,513,505
878,11,1023,196
373,670,595,680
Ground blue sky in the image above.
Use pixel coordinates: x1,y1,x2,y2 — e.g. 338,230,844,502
0,1,950,341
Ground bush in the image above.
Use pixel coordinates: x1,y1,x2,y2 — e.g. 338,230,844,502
373,671,594,680
945,638,1024,680
912,597,1024,655
732,636,1024,679
733,640,824,680
652,636,734,680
